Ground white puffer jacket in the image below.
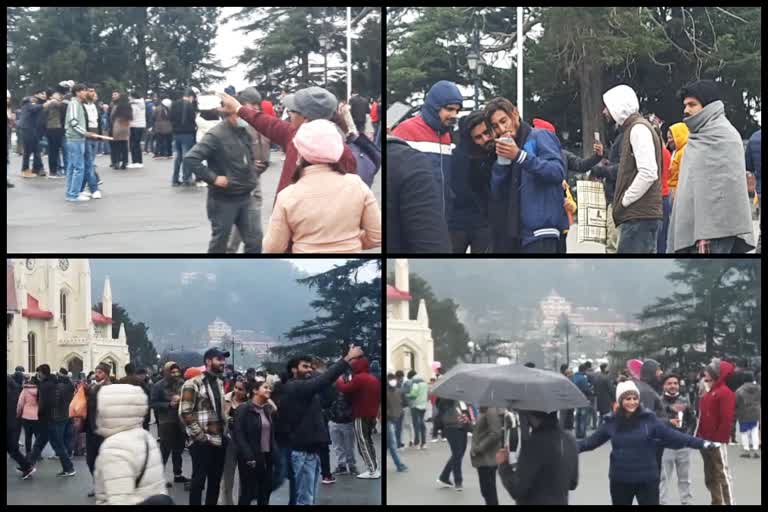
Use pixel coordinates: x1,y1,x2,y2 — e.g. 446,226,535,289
94,384,167,505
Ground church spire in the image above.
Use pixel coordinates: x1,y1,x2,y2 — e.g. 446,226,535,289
102,276,112,319
417,299,429,327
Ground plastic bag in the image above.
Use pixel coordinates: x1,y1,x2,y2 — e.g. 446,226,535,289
69,382,88,419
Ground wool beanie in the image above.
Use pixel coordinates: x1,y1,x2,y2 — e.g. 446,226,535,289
679,80,721,107
293,119,344,164
615,380,640,403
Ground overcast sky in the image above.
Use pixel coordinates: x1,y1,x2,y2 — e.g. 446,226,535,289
284,259,379,281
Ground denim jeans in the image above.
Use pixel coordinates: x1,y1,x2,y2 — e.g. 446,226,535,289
658,195,672,253
439,427,467,486
64,139,86,200
48,419,75,473
81,139,99,193
275,444,296,505
411,407,427,446
291,450,321,505
395,412,404,446
575,406,590,439
386,420,406,470
617,219,662,253
173,133,196,184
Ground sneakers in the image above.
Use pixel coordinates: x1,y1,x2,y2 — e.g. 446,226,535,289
455,485,463,492
437,478,453,488
321,476,337,484
173,475,190,483
348,465,359,475
22,170,37,178
87,489,95,498
752,451,760,458
740,452,752,458
21,466,36,480
7,179,14,188
333,465,349,475
396,465,408,472
431,438,441,443
165,481,173,489
356,470,380,479
56,470,77,477
77,193,91,201
419,444,427,450
196,180,208,187
126,163,143,169
98,178,104,185
47,172,64,179
91,190,102,199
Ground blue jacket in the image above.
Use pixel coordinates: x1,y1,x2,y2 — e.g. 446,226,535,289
490,122,568,247
745,129,761,194
572,371,593,399
448,112,493,230
578,406,705,483
392,81,463,220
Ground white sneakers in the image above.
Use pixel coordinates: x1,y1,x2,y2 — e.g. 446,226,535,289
126,163,144,169
91,190,102,199
196,181,208,187
356,470,381,479
76,191,102,201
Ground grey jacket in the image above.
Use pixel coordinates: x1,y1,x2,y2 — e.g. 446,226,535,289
735,382,761,423
471,408,504,468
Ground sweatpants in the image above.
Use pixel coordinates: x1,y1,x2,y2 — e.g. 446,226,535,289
353,417,378,474
700,445,734,505
659,447,692,504
740,423,760,452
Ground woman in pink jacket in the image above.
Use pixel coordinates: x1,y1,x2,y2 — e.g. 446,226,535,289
16,376,40,456
263,119,381,253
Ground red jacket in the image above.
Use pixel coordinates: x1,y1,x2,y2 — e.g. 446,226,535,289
661,146,671,197
237,107,358,204
696,360,736,443
370,101,379,123
260,100,276,118
335,357,380,419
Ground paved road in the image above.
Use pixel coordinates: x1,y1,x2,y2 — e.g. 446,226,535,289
7,423,382,505
386,430,761,505
7,150,381,254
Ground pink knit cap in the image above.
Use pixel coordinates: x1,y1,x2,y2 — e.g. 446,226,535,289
292,119,344,164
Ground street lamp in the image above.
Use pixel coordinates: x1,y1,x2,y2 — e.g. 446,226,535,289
467,50,478,72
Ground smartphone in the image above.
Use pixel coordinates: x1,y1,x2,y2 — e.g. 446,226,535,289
594,131,600,143
197,94,222,111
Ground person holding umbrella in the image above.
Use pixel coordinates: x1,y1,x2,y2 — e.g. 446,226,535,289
435,398,474,491
577,380,720,505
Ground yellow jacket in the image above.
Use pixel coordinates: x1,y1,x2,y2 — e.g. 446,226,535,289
668,123,689,188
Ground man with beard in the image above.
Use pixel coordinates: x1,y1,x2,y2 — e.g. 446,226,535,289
658,373,696,505
484,97,568,253
392,80,463,223
667,80,755,253
279,345,364,504
601,84,663,253
179,348,230,505
447,111,495,253
151,361,190,488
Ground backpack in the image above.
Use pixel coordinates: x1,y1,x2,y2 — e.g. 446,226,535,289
349,134,380,187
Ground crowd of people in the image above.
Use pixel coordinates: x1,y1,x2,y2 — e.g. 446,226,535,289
7,83,382,254
7,343,382,505
386,79,761,254
387,357,761,505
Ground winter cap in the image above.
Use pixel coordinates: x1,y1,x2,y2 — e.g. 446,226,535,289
284,86,337,121
203,347,230,362
238,87,262,105
532,118,556,133
679,80,721,107
96,362,111,374
164,361,180,373
161,98,172,108
184,366,204,380
293,119,344,164
616,380,640,403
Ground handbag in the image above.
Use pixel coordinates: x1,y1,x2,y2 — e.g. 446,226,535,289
69,382,88,419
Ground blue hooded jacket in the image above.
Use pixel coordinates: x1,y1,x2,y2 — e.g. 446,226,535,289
448,111,493,231
745,129,761,194
392,81,464,220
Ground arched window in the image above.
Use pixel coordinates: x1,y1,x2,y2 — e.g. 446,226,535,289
28,332,36,371
60,290,68,331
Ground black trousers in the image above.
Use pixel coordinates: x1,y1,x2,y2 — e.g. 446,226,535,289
21,418,40,455
130,127,144,164
85,431,104,476
46,128,65,174
609,479,660,505
477,465,499,505
237,453,273,505
439,427,467,486
158,422,186,476
113,141,128,167
7,422,32,472
188,441,227,505
450,227,491,254
319,440,332,478
521,237,560,253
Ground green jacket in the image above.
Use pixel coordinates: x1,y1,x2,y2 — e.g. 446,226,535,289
407,376,429,410
65,99,88,140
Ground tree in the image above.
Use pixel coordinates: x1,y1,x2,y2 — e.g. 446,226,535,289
95,302,159,371
618,260,760,361
271,260,381,361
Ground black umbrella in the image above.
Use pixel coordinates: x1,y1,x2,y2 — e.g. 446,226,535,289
431,363,589,412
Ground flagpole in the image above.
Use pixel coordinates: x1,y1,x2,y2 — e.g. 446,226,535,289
347,7,352,100
517,6,524,119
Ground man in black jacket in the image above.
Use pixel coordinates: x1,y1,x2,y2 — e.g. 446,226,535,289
278,344,364,505
84,362,111,496
8,376,36,479
151,361,190,487
184,106,262,253
593,363,616,428
496,410,578,505
170,89,198,186
387,136,451,252
29,364,76,477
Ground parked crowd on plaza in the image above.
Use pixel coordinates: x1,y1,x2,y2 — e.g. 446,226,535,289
7,82,382,254
7,343,381,505
387,79,761,254
387,356,761,505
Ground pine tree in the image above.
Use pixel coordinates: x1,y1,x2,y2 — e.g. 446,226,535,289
95,302,159,370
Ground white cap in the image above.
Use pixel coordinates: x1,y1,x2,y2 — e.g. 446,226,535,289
161,98,172,108
616,380,640,403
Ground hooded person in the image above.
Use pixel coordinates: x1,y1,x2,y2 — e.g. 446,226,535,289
734,371,761,458
94,384,168,504
601,84,663,253
392,80,464,222
336,357,382,479
635,359,664,417
667,80,755,254
695,358,737,505
666,122,689,204
149,361,189,487
447,111,495,253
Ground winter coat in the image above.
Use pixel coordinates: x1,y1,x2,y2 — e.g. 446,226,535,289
335,357,381,418
470,408,504,468
735,382,761,423
593,372,615,414
572,371,593,400
119,375,152,427
170,99,197,135
232,401,278,463
745,129,761,194
386,386,403,421
635,360,664,418
7,377,21,429
278,357,351,452
237,107,357,204
45,99,67,130
19,101,44,139
16,383,39,420
498,413,578,505
696,360,736,443
660,392,696,435
489,120,569,248
153,106,172,135
386,136,452,252
447,111,493,231
150,376,183,426
179,371,227,447
668,100,755,252
392,81,464,219
129,98,147,128
667,122,689,189
94,384,167,505
111,116,131,142
407,376,429,410
328,389,354,424
578,406,704,483
85,379,111,434
661,145,671,196
38,374,74,423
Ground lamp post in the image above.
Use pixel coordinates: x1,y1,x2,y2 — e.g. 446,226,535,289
467,16,483,109
318,33,330,87
468,341,477,363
